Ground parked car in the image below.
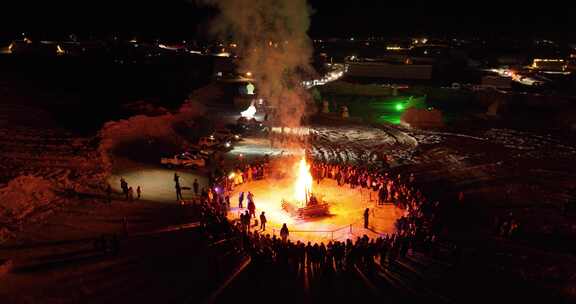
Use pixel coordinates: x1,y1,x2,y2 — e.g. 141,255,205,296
198,135,232,150
213,128,241,142
198,135,220,149
161,152,206,168
186,148,214,159
236,117,266,133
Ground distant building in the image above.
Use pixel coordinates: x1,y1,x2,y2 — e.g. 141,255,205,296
346,61,433,80
530,58,567,72
7,39,65,56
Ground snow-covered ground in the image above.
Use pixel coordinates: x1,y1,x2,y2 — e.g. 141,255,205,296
228,137,304,158
0,104,107,243
483,128,576,158
2,93,576,302
108,164,208,203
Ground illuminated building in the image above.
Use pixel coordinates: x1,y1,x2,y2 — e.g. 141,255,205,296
530,58,567,72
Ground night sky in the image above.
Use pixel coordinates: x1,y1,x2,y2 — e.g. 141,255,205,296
0,0,574,41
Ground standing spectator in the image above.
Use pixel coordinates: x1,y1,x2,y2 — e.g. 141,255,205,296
120,177,129,200
280,223,289,243
127,187,134,202
260,211,267,231
243,210,251,231
193,179,199,196
136,186,141,200
247,193,256,218
364,208,370,229
238,191,244,209
247,165,253,182
176,183,183,201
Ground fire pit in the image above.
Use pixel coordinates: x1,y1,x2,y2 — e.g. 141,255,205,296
281,195,330,218
280,158,330,218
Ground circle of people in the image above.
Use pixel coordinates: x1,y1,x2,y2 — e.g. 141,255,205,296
183,154,453,273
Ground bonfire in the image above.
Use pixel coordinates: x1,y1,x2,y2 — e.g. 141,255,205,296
282,157,329,218
294,158,313,205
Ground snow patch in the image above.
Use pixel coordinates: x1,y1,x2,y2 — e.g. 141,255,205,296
0,175,56,221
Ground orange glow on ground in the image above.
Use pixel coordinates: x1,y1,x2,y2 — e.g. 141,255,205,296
228,178,404,243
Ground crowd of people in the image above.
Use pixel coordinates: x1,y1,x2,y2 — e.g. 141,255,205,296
309,160,444,241
229,161,268,186
113,150,453,276
190,155,455,275
193,193,455,278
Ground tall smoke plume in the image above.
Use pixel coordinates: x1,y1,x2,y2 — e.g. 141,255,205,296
201,0,315,127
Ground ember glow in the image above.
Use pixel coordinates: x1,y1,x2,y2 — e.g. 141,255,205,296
294,158,313,204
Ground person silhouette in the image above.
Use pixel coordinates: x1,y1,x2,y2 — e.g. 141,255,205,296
280,223,289,242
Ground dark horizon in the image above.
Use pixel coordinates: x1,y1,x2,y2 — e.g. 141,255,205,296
0,0,574,42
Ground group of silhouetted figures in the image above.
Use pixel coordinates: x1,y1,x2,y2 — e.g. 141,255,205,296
194,197,460,278
310,161,423,208
191,153,456,276
116,177,141,202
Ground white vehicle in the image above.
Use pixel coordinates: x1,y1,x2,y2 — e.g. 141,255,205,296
161,153,206,168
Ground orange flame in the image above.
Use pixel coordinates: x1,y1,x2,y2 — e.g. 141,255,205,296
294,158,313,204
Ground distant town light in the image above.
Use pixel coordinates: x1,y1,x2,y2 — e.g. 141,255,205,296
533,58,564,62
56,45,65,55
531,58,568,71
246,83,255,95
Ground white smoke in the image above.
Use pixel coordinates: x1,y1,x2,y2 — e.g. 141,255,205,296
97,86,220,170
201,0,315,127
